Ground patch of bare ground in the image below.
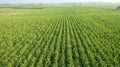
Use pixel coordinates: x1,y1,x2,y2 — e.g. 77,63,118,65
0,8,26,17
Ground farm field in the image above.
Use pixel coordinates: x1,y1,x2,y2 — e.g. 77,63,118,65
0,5,120,67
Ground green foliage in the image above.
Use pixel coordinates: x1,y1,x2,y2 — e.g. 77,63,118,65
0,5,120,67
117,6,120,10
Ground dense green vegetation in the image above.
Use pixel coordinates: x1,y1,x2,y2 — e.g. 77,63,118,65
117,6,120,10
0,5,120,67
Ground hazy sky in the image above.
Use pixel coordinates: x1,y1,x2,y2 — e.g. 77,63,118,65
0,0,120,4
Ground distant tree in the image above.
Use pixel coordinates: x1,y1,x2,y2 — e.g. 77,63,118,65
117,6,120,10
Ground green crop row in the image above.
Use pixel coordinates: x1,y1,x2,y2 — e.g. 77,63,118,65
0,5,120,67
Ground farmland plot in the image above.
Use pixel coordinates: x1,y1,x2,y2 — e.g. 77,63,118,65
0,5,120,67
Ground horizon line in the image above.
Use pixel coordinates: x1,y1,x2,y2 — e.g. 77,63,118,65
0,2,120,4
